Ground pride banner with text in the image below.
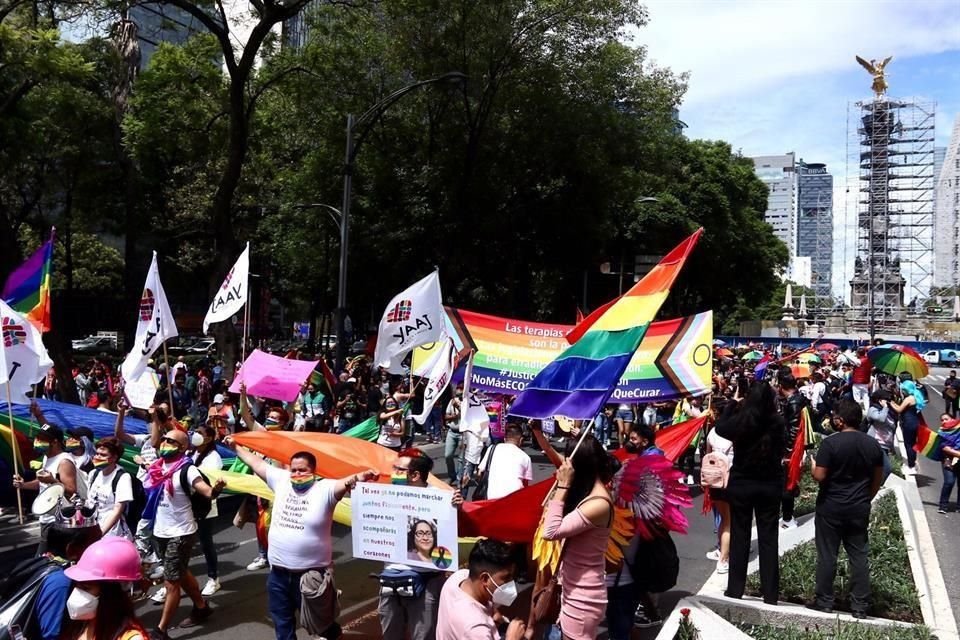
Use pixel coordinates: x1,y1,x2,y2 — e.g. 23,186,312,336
415,309,713,402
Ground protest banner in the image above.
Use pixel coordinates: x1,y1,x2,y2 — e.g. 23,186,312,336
414,308,713,403
351,482,458,571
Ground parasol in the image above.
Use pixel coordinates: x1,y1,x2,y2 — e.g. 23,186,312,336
867,344,929,380
817,343,840,352
797,353,822,364
715,348,734,358
790,363,813,379
742,350,764,361
712,339,727,347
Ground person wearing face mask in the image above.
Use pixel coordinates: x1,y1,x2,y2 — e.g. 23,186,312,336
61,537,148,640
890,378,927,475
225,437,379,640
190,425,224,596
86,437,135,540
436,538,526,640
239,382,288,432
146,429,224,639
378,449,463,640
13,422,82,555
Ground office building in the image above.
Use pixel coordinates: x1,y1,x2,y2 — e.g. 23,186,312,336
934,117,960,289
796,161,833,302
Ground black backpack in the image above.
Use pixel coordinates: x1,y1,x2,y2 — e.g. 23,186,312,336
89,467,147,532
179,463,213,521
0,556,65,640
625,532,679,594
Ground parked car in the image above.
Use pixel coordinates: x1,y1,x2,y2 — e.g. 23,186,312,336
72,335,118,354
187,338,217,355
923,349,960,366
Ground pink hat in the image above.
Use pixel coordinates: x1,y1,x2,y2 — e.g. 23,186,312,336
65,537,141,582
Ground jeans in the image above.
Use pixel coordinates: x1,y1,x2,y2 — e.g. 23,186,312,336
198,518,218,579
901,417,918,468
594,415,610,445
267,566,341,640
947,393,959,419
815,511,870,613
378,573,444,640
424,407,442,441
940,463,960,510
726,479,781,603
444,430,462,484
337,416,356,434
605,583,638,640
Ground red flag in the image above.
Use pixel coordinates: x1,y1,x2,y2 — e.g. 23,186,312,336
458,478,553,542
319,358,337,392
785,408,810,491
613,416,708,464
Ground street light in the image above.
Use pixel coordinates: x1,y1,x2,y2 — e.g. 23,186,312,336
335,71,467,372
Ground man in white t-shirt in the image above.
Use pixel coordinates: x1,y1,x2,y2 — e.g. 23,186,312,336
148,428,224,640
86,436,134,539
227,436,378,640
476,423,532,500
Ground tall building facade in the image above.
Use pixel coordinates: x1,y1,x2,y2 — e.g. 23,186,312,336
934,116,960,289
796,161,833,303
751,152,798,257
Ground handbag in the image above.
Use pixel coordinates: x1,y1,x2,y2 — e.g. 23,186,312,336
529,542,568,625
471,444,499,501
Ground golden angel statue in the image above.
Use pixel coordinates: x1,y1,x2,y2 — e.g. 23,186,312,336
856,55,893,98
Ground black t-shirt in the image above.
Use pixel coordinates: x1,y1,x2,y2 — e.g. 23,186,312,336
815,430,884,518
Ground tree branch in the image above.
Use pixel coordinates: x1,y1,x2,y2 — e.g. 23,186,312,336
134,0,234,72
246,65,311,113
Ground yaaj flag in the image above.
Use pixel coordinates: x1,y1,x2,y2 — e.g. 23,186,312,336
0,299,54,403
203,243,250,334
510,228,703,419
411,337,456,425
373,271,444,373
2,232,54,333
120,252,178,382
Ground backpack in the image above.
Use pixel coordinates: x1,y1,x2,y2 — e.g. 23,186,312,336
916,382,930,404
699,452,730,489
0,556,65,640
625,532,679,594
179,463,213,521
471,443,499,501
89,467,147,532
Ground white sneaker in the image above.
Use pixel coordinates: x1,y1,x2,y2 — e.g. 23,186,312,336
686,474,695,485
151,586,167,603
148,565,165,581
705,549,721,561
246,556,268,571
780,518,798,530
717,560,729,574
201,578,221,596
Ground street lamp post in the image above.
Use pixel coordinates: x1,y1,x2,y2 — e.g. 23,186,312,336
334,72,467,372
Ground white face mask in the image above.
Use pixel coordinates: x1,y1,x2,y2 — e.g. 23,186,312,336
66,587,99,620
486,575,518,607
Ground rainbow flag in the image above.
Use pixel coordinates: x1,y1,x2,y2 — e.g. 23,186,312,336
510,228,702,419
2,233,54,332
915,418,960,462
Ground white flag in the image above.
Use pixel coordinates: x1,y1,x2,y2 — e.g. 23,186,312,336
411,337,455,425
203,243,250,334
120,252,178,382
0,300,54,404
373,271,444,373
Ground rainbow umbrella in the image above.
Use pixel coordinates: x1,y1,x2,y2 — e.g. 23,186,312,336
790,363,813,379
797,353,822,364
742,350,764,361
867,344,929,379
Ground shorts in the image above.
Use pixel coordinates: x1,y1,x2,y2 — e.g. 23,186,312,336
156,534,196,582
615,408,634,422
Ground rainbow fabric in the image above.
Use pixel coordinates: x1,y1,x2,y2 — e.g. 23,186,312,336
510,228,702,419
915,419,960,462
2,236,54,332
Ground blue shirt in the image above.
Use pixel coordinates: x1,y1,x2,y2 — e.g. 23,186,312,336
35,567,70,640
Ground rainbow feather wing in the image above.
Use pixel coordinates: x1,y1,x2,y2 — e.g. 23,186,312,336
614,453,692,540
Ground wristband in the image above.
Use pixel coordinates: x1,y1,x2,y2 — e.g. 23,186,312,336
556,485,570,489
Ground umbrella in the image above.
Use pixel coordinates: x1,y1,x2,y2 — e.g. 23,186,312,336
790,363,813,379
712,339,726,347
867,344,929,379
742,350,764,361
797,353,822,364
715,348,734,358
817,343,840,352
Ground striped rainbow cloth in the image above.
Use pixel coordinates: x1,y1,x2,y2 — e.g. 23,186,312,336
510,228,702,419
2,234,54,332
916,418,960,462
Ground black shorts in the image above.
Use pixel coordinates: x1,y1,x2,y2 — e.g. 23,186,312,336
156,534,196,582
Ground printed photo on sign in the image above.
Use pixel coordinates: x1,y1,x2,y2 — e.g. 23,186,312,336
351,483,458,571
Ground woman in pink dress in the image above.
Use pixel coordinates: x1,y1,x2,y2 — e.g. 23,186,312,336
541,435,614,640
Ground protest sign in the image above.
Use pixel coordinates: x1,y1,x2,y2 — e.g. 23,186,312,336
229,349,319,402
124,371,159,409
351,483,458,571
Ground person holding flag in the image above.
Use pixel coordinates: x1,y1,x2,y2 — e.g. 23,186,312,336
119,252,178,385
777,372,810,530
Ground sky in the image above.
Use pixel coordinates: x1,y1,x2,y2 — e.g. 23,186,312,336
627,0,960,301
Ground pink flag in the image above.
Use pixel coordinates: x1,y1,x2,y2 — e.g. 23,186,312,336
229,349,319,402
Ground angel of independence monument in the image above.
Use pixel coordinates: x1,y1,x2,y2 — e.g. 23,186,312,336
846,56,936,339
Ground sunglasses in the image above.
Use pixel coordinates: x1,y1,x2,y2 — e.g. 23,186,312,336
60,502,96,519
161,436,181,446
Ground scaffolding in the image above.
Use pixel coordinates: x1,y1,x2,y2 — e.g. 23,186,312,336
847,97,936,335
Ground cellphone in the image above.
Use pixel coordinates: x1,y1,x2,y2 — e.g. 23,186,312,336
8,624,25,640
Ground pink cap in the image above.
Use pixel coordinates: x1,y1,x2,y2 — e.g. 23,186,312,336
65,537,141,582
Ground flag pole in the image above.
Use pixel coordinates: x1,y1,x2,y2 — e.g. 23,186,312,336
540,420,595,507
241,283,250,364
6,385,24,524
162,341,174,413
